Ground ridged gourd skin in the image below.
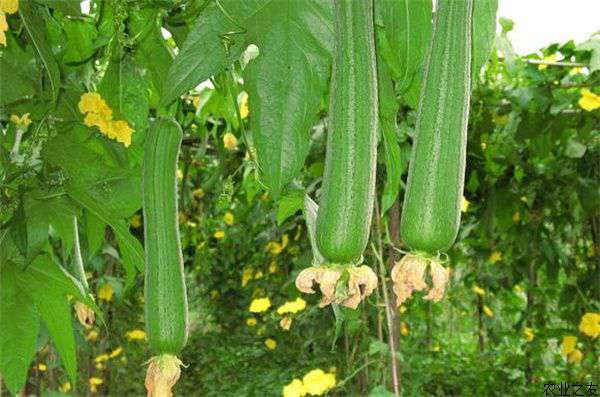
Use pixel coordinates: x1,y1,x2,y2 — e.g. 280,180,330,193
316,0,379,264
143,118,188,354
400,0,473,253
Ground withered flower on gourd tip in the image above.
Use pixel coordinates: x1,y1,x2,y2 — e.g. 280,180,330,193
391,254,450,306
145,354,184,397
295,265,377,309
343,266,378,309
74,302,95,329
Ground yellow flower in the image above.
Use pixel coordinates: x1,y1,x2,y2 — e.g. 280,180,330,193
223,212,234,225
523,327,534,342
109,347,124,358
281,234,289,249
98,283,114,301
570,67,584,75
84,112,111,132
94,353,110,363
192,96,201,109
472,285,485,296
561,335,577,356
125,329,146,341
89,377,103,393
246,317,257,327
276,298,307,315
579,88,600,111
302,369,336,396
86,330,99,342
538,53,558,70
223,132,238,150
78,93,112,119
400,321,409,336
567,349,583,364
130,214,142,228
59,382,71,393
214,230,225,239
483,305,493,318
283,379,306,397
488,251,502,264
492,112,509,126
280,316,292,331
10,113,31,128
0,14,7,47
254,270,264,280
266,241,283,255
105,120,134,147
239,92,249,119
38,363,47,371
268,261,279,274
95,362,105,370
176,169,183,179
193,188,205,199
249,297,271,313
78,93,133,147
0,0,19,14
512,211,520,223
461,197,470,212
242,267,254,287
265,338,277,350
578,312,600,338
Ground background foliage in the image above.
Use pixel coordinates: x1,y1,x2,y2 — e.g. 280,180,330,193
0,0,598,396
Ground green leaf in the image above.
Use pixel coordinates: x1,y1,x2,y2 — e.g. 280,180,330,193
98,53,150,139
67,186,144,286
472,0,499,76
375,0,432,98
84,210,106,257
369,385,395,397
160,2,248,106
31,292,77,383
62,19,97,63
578,37,600,72
564,139,587,158
0,264,39,396
245,0,333,196
0,35,37,106
34,0,82,15
277,188,305,225
128,7,174,104
377,60,401,215
19,0,61,102
43,125,142,219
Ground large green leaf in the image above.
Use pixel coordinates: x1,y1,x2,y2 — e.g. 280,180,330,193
164,0,333,195
472,0,499,76
61,18,97,63
43,125,142,218
244,0,333,196
19,0,61,102
375,0,432,107
128,7,174,104
160,2,249,106
98,53,150,140
0,34,38,106
0,265,39,396
0,255,100,391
